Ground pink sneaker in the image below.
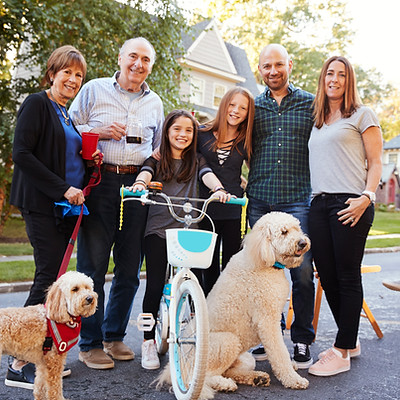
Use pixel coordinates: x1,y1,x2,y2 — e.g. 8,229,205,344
309,347,350,376
318,340,360,360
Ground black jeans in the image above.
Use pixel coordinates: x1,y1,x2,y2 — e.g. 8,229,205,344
309,193,374,349
22,210,76,306
142,234,168,340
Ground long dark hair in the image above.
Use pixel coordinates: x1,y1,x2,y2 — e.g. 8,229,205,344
159,110,198,183
202,87,254,160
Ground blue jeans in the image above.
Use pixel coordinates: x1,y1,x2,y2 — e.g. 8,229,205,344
77,170,148,351
309,193,374,349
248,196,315,345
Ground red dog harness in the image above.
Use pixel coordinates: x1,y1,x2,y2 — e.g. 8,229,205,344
43,314,81,354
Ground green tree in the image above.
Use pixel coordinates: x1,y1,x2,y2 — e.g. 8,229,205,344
0,0,187,232
378,88,400,141
192,0,389,103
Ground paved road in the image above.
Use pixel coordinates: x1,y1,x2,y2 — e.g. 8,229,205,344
0,252,399,400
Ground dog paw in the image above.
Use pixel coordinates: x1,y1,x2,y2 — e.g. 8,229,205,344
253,373,270,387
288,376,309,390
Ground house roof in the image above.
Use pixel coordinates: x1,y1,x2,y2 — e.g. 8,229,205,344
384,134,400,150
181,19,259,97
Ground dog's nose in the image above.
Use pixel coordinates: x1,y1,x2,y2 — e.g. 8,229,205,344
86,296,93,304
297,239,307,250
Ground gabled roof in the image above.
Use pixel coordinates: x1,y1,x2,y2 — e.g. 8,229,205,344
181,19,259,96
225,42,260,96
384,134,400,150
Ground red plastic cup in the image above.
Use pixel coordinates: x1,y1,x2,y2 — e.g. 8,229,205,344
81,132,99,160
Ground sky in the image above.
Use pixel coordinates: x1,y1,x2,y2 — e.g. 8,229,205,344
180,0,400,89
347,0,400,88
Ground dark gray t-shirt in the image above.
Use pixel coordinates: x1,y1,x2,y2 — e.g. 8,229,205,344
142,155,212,239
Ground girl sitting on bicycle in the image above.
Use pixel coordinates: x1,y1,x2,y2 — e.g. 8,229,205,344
128,109,231,370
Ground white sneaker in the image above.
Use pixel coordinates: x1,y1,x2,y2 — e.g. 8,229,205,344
141,340,160,370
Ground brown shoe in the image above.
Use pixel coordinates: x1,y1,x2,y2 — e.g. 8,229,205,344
103,341,135,361
79,349,115,369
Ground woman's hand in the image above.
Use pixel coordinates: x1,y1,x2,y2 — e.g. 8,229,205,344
337,195,371,227
64,186,85,205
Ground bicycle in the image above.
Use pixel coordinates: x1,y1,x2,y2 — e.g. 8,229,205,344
119,183,247,400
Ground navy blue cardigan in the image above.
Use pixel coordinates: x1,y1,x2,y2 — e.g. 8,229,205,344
10,91,81,216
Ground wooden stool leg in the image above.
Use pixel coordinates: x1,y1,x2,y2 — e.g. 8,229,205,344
312,278,323,341
361,299,384,339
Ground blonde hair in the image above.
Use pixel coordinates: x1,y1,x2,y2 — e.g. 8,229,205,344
203,87,254,160
313,56,362,129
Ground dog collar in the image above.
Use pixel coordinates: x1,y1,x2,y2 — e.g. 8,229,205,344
273,262,285,269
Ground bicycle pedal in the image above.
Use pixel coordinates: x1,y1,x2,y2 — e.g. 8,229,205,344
136,313,155,331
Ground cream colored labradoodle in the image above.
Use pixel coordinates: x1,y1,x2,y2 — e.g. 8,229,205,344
0,271,97,400
158,211,311,399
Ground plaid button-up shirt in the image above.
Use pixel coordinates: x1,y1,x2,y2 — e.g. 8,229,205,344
247,84,315,205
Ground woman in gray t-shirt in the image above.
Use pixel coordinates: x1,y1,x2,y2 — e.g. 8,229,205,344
307,56,382,377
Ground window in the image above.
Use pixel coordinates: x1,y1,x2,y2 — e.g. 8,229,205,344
213,84,226,108
388,153,398,165
190,77,205,105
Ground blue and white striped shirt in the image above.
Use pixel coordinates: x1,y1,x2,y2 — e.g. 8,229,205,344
69,72,163,166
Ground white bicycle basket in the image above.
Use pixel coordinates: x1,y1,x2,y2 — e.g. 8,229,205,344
166,228,217,269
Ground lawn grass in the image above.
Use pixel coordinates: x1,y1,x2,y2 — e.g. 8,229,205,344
369,210,400,235
0,210,398,283
0,259,116,283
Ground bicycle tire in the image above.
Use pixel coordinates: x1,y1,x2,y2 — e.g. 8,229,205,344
169,279,209,400
155,297,169,355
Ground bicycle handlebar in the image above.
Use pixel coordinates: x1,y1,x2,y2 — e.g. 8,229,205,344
120,187,248,206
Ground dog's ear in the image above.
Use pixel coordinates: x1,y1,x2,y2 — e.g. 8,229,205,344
244,222,275,267
46,280,70,323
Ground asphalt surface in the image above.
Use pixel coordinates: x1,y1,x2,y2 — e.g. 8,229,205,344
0,251,399,400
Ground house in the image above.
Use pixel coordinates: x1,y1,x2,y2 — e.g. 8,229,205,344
376,163,400,208
383,134,400,170
379,135,400,208
179,19,260,122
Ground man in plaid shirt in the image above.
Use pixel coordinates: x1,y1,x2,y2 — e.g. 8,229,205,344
247,43,315,368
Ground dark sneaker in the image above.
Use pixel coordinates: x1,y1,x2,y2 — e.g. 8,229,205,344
4,362,71,390
293,343,313,369
5,362,35,390
251,344,268,361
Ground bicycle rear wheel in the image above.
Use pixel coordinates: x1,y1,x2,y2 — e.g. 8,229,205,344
169,279,209,400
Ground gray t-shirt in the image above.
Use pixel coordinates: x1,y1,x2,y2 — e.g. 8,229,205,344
308,106,380,197
143,155,212,239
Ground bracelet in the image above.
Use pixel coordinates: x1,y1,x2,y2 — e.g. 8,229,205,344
210,185,227,194
133,179,147,187
361,193,371,202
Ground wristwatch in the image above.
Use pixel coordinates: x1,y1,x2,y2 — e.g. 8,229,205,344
361,190,376,204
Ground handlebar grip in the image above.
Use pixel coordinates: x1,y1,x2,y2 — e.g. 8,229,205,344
226,197,248,206
120,187,147,198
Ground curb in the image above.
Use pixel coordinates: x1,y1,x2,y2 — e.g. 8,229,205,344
0,271,147,295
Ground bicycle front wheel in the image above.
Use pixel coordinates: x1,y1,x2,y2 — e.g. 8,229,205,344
169,279,209,400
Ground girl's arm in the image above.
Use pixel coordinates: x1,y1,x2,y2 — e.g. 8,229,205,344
201,172,231,203
127,171,152,192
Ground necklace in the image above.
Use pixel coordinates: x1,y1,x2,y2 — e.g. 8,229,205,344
49,90,70,125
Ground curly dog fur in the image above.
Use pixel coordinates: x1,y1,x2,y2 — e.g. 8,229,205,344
0,271,97,400
157,211,311,399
